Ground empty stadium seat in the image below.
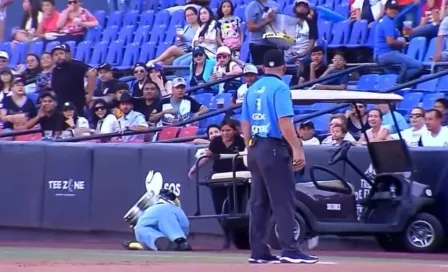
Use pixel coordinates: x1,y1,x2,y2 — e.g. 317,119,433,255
328,20,351,48
65,40,76,56
178,126,199,138
335,3,349,18
156,42,171,58
406,37,427,62
194,93,214,107
149,25,168,45
9,42,27,66
436,75,448,92
130,0,144,12
397,92,423,114
123,10,140,29
158,127,180,140
101,26,119,44
94,10,107,28
356,74,379,91
116,43,140,69
45,41,60,53
106,11,124,28
85,26,102,43
346,20,368,48
375,74,397,91
138,42,157,63
105,40,125,66
168,9,185,30
366,22,377,48
199,113,226,128
415,75,438,91
27,92,40,104
423,37,445,66
311,114,331,134
139,10,156,29
89,41,109,66
153,10,171,27
28,40,44,56
117,25,134,45
235,5,246,21
74,41,93,62
133,25,151,45
210,93,233,109
317,20,332,42
422,93,444,110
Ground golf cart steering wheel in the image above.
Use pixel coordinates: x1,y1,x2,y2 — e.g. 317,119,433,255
328,141,353,165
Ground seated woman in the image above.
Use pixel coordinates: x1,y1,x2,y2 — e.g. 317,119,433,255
409,1,441,40
193,124,220,145
345,103,369,139
60,101,90,138
89,99,121,141
0,68,14,99
189,46,216,93
147,63,172,96
35,52,54,93
358,109,390,145
12,0,43,43
314,52,349,90
22,54,42,82
148,7,200,66
54,0,98,43
173,6,218,66
36,0,60,40
211,46,242,93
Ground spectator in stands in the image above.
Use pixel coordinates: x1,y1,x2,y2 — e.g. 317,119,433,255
193,124,220,145
212,46,243,93
358,109,390,144
12,0,43,43
433,97,448,126
391,107,426,146
409,1,441,40
22,54,42,82
351,0,387,23
321,114,357,144
148,7,199,66
111,82,129,119
314,52,349,90
285,0,317,67
61,101,89,137
419,108,448,146
0,77,37,131
216,0,243,58
90,99,120,135
24,92,67,138
0,68,13,97
154,77,209,126
51,45,96,116
36,0,59,39
147,63,172,96
36,52,53,93
93,63,118,103
377,103,408,133
345,103,369,139
433,11,448,62
298,121,320,145
236,64,258,103
134,81,161,125
131,63,148,99
189,46,216,93
374,1,423,81
245,0,279,65
330,124,348,146
0,0,14,42
174,6,217,66
55,0,98,43
117,92,149,142
0,51,8,71
298,46,327,84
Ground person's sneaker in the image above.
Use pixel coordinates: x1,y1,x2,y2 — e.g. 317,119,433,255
154,237,176,251
248,255,281,264
280,251,318,264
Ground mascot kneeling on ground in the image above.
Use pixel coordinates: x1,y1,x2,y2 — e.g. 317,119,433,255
123,188,191,251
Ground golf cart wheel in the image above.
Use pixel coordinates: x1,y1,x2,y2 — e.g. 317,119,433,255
268,212,306,250
403,213,444,253
375,234,404,252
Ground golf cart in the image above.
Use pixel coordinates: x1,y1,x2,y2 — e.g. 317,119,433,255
190,90,445,253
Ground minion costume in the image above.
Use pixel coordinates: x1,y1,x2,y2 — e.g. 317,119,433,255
124,189,191,251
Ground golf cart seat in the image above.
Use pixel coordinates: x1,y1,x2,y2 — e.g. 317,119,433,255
209,171,252,184
316,179,355,192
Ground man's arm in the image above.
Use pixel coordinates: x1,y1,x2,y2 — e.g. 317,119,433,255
241,93,252,146
85,68,97,104
245,4,273,32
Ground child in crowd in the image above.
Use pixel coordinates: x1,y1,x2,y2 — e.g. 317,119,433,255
330,123,347,146
216,0,243,59
297,121,320,145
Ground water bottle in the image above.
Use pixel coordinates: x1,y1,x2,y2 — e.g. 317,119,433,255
390,184,397,198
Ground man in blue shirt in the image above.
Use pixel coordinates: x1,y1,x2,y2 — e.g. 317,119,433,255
374,0,422,81
377,103,408,133
241,49,318,265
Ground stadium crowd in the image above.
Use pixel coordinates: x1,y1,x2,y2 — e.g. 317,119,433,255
0,0,447,147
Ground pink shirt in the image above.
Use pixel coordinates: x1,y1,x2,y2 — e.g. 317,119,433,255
60,8,96,36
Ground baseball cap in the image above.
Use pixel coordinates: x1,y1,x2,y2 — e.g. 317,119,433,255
243,64,258,75
62,101,76,111
216,46,231,56
147,62,163,71
263,49,285,68
62,43,71,53
0,51,9,60
193,46,205,55
295,0,310,6
51,45,66,55
98,63,112,71
0,67,12,74
13,77,26,85
120,92,133,103
385,0,399,9
39,91,57,100
172,77,187,88
299,120,315,129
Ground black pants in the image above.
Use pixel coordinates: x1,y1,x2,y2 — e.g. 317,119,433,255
249,43,278,66
247,137,298,256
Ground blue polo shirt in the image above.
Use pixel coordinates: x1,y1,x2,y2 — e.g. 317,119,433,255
382,110,408,134
242,75,294,139
374,15,400,57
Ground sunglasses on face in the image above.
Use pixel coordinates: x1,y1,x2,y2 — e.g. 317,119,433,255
68,0,78,4
134,69,145,74
193,53,204,58
217,54,228,59
95,106,105,111
410,114,423,118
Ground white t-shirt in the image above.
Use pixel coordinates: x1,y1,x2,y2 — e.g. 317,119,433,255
24,12,43,31
419,126,448,147
351,0,387,21
96,114,121,134
391,126,426,147
236,83,248,102
76,116,89,129
192,20,218,57
302,137,320,146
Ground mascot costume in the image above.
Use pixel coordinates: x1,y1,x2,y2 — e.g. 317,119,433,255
123,171,191,251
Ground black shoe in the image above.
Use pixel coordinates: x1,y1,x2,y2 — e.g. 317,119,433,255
174,238,192,251
155,237,177,251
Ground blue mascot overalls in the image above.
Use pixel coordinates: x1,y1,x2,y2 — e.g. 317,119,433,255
129,189,191,251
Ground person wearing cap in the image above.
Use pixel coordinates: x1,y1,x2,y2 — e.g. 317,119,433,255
93,63,119,103
0,51,8,70
245,0,280,65
236,64,258,103
241,49,318,264
117,92,149,142
374,0,423,81
111,82,130,119
147,63,172,96
131,62,148,99
297,121,320,145
51,44,97,116
212,46,243,93
153,77,208,126
61,101,90,137
189,46,216,92
0,77,37,131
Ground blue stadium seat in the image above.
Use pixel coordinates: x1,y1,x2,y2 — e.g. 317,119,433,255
105,40,125,66
65,40,76,56
139,10,155,29
328,20,351,48
45,41,60,53
160,0,175,9
116,43,140,69
153,10,171,27
101,26,119,44
346,20,368,48
335,3,349,18
168,9,185,30
375,74,397,91
436,75,448,92
28,40,44,56
149,25,168,44
27,92,39,104
146,0,159,11
156,42,171,58
406,37,427,62
130,0,144,12
423,37,444,66
138,42,157,63
123,10,139,29
243,0,253,5
89,41,108,67
422,93,444,110
324,0,336,9
164,27,176,43
194,93,214,107
356,74,379,91
0,42,11,57
235,5,246,21
277,0,288,10
397,92,423,114
175,0,186,5
317,20,332,43
240,41,250,62
210,0,221,9
117,25,134,45
74,41,92,62
366,22,377,48
199,113,226,128
85,26,102,43
94,10,106,28
415,75,438,91
210,93,233,109
311,114,331,134
133,25,151,45
283,4,295,16
106,11,124,28
10,42,27,66
311,103,334,111
282,75,292,85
